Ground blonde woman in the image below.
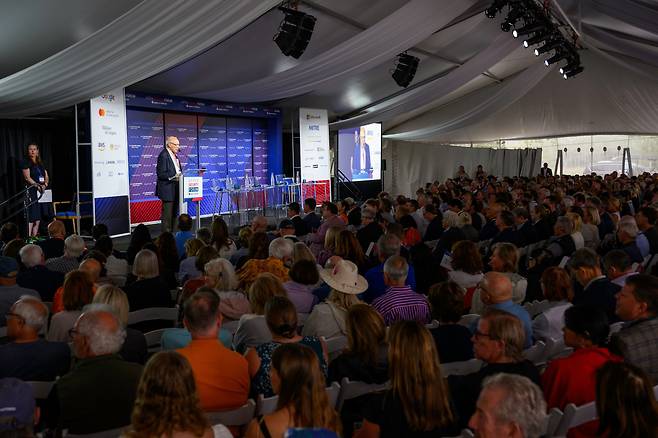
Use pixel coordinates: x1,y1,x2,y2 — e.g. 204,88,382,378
317,225,343,267
582,206,601,250
471,243,527,314
566,212,585,250
204,258,250,322
302,259,366,339
178,238,205,284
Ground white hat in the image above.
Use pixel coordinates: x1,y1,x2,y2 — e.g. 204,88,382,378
319,259,368,295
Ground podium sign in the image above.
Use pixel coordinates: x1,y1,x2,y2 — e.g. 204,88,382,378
183,176,203,200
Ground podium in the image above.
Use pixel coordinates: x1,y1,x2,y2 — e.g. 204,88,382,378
179,168,205,230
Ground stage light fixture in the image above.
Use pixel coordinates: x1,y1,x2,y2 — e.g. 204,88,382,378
523,32,548,48
562,66,583,79
534,39,561,56
485,0,507,18
544,51,568,66
501,5,525,32
513,22,546,38
273,6,317,59
559,59,580,75
392,53,420,88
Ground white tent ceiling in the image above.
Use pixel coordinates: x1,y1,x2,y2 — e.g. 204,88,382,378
1,0,657,141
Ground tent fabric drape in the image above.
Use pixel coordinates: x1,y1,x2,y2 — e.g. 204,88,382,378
385,140,541,196
384,61,553,141
0,0,280,118
330,34,519,130
190,0,477,103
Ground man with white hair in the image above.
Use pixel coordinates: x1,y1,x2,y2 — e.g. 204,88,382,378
236,237,293,290
156,136,183,232
45,234,85,274
0,296,70,380
616,216,643,264
0,256,40,326
44,306,142,434
469,373,547,438
16,244,64,302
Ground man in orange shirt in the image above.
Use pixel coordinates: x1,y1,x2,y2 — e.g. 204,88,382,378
177,290,249,411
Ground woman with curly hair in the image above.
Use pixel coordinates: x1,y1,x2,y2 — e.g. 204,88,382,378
211,217,237,260
125,351,231,438
245,343,341,438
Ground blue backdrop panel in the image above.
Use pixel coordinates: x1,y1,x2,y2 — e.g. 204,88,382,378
95,195,130,236
253,119,269,185
164,113,198,216
227,118,253,184
198,116,228,216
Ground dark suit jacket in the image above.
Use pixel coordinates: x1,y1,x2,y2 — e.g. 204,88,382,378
16,265,64,302
291,215,309,236
643,226,658,255
352,143,371,172
479,219,498,241
518,221,538,247
491,227,521,248
302,212,321,233
156,148,179,202
37,238,65,260
424,217,444,242
347,207,362,227
573,277,621,323
534,218,553,242
598,212,615,240
540,167,553,177
622,242,644,264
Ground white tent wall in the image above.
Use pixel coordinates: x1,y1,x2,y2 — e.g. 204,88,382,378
383,140,541,196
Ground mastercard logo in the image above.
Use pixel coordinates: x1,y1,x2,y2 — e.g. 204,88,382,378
98,108,106,117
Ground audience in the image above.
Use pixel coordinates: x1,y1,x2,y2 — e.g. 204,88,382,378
568,248,621,322
0,378,39,436
532,266,573,342
427,282,473,363
155,231,180,289
180,245,219,302
317,225,342,267
334,229,368,273
604,248,637,287
542,305,619,438
177,290,250,411
362,234,416,303
37,220,66,259
357,321,458,438
177,237,205,284
283,259,320,313
204,257,250,322
123,249,173,311
473,242,527,313
448,240,484,310
309,202,346,256
287,201,309,236
609,273,658,383
245,343,341,438
174,213,194,259
230,226,253,266
0,256,40,326
356,207,383,252
468,373,547,438
94,234,129,287
51,258,101,313
126,223,152,265
47,270,94,342
303,259,365,339
246,296,328,398
302,197,321,234
16,244,64,302
237,237,293,290
211,216,237,260
0,296,70,380
44,234,85,274
582,206,602,249
636,206,658,256
45,306,143,434
0,222,20,253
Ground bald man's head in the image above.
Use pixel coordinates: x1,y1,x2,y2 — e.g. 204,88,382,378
79,258,102,282
48,220,66,239
166,136,180,154
73,306,125,358
481,271,513,304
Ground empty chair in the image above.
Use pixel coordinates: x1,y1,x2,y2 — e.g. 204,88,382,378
206,399,256,427
127,307,178,325
554,401,597,436
522,341,547,365
545,407,564,437
143,328,168,353
457,314,480,327
28,380,55,400
544,337,573,361
323,335,348,360
336,378,389,411
257,382,341,416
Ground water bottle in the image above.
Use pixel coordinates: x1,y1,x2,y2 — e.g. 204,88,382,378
270,172,275,186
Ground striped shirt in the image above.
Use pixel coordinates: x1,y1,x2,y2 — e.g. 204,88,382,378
372,285,431,326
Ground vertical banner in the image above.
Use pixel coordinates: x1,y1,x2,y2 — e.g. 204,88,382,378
299,108,331,202
90,89,130,236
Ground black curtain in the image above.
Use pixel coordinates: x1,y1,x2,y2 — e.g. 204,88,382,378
0,114,76,235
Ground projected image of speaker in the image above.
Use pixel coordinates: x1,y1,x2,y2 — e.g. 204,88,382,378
392,53,420,88
274,7,316,59
338,123,382,182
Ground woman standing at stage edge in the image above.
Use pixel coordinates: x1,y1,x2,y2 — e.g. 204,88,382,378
21,143,52,236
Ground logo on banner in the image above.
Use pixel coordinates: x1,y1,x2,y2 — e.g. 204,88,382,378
97,142,106,152
100,94,116,102
309,125,319,131
98,108,106,117
306,114,321,120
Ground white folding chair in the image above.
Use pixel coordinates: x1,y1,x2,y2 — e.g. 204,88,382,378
336,378,390,411
207,399,256,426
144,328,168,353
554,401,597,436
544,337,573,362
127,307,178,326
441,359,483,377
457,314,480,328
609,321,625,335
326,381,341,408
545,407,564,437
523,341,547,365
425,320,440,329
257,383,341,415
28,381,55,399
654,384,658,399
322,335,348,360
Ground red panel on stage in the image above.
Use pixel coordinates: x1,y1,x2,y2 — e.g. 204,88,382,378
130,200,161,224
302,180,331,204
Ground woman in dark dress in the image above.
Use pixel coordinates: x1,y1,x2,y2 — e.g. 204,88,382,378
428,282,474,363
21,143,52,236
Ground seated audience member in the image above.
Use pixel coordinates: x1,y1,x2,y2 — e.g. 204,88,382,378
532,267,573,342
45,307,143,434
180,245,219,303
45,234,85,274
276,219,298,243
303,260,365,339
372,256,431,326
245,344,341,438
309,202,346,257
362,234,416,303
1,237,25,260
479,202,504,242
609,274,658,383
177,237,204,284
92,285,147,365
0,296,70,380
283,259,320,313
635,206,658,256
595,362,658,438
0,222,20,253
457,210,479,242
125,351,229,438
448,240,484,309
0,256,40,326
47,270,93,342
233,273,287,352
94,235,129,287
471,243,527,313
490,210,521,249
566,212,585,250
204,258,250,322
237,237,293,290
51,258,101,313
434,210,466,256
16,244,64,302
37,219,66,259
287,201,309,237
427,282,473,363
399,214,422,248
581,206,601,250
229,227,253,266
155,231,180,290
604,249,637,287
357,321,458,438
211,217,237,260
123,249,173,311
542,306,619,438
469,374,547,438
449,310,540,426
513,207,538,247
174,213,194,259
0,377,41,436
357,208,383,252
126,223,152,266
246,296,328,398
534,215,577,267
568,248,621,322
615,217,644,264
177,290,250,411
302,197,321,233
410,243,447,295
531,204,553,242
317,225,342,267
334,229,368,273
422,203,443,242
235,230,269,271
196,226,212,246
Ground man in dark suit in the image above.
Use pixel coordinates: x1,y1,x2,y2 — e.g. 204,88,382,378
286,202,308,236
512,207,538,247
569,248,621,323
350,127,372,180
539,162,553,177
302,198,321,233
636,207,658,256
156,136,182,233
490,211,521,249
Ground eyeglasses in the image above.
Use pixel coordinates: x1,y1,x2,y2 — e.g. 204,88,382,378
168,142,180,147
473,329,497,340
5,312,24,322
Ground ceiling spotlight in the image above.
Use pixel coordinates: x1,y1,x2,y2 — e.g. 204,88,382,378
513,22,546,38
563,66,584,79
392,52,420,88
534,40,561,56
501,6,525,32
273,6,317,59
559,60,580,75
544,52,568,66
485,0,507,18
523,32,548,48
